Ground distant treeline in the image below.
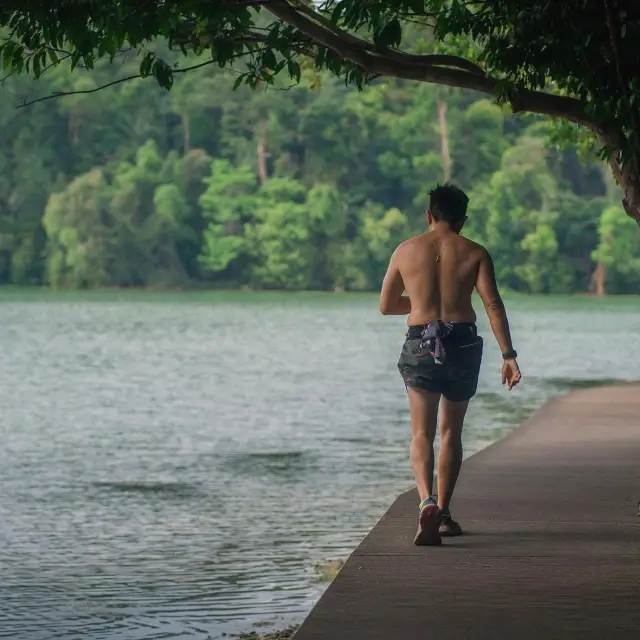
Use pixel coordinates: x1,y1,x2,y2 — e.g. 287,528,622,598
0,43,638,294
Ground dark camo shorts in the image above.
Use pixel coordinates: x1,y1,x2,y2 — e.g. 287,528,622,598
397,322,483,402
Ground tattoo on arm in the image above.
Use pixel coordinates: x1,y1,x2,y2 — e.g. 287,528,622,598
476,251,514,353
487,298,505,314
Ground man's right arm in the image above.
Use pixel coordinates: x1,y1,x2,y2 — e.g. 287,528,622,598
475,249,515,356
475,249,521,390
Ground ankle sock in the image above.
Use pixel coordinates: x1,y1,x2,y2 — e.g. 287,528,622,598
419,496,437,511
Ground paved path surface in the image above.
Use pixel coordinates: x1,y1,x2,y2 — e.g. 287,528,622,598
294,384,640,639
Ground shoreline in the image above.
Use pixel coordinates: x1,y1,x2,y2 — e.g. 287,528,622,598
292,383,640,639
233,383,637,640
1,286,640,300
233,626,299,640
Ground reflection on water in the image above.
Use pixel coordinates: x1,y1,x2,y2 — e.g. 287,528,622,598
539,376,620,391
91,481,204,495
1,292,639,639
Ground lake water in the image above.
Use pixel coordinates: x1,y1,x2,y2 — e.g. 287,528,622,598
1,291,638,639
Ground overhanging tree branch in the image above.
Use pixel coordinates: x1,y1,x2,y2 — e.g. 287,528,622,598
291,0,486,76
16,59,220,107
266,0,593,127
3,0,597,129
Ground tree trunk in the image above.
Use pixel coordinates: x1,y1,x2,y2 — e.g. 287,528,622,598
618,168,640,224
182,112,191,153
598,129,640,225
608,149,640,224
437,99,452,182
591,261,606,297
257,119,269,185
68,112,80,144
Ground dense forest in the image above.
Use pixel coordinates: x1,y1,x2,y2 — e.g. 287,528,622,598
0,48,638,294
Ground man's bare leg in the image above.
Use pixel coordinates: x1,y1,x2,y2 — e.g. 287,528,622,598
407,387,441,545
437,397,469,536
407,387,440,500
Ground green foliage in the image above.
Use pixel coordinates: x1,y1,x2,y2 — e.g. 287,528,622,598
199,160,258,276
41,137,195,288
592,204,640,292
2,2,638,164
515,224,560,294
43,169,112,289
247,178,311,289
0,50,634,294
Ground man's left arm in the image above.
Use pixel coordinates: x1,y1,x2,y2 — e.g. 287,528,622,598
379,248,411,315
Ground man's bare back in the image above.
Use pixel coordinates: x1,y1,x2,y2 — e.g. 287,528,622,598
390,230,485,326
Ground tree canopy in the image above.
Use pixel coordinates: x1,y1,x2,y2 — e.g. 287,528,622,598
1,1,639,223
0,40,634,294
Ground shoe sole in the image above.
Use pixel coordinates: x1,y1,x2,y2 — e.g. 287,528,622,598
414,504,442,546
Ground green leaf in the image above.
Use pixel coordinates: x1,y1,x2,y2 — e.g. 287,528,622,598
140,52,155,77
152,59,174,90
233,73,245,90
287,59,301,83
262,49,277,70
378,18,402,47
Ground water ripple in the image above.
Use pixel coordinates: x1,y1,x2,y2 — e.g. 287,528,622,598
1,294,639,638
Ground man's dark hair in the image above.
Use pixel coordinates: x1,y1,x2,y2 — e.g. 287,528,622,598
429,182,469,226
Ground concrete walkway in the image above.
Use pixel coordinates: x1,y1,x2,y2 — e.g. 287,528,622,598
294,384,640,639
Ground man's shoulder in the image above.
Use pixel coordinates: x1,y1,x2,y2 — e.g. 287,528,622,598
394,233,428,254
460,235,489,258
395,233,490,259
403,232,430,245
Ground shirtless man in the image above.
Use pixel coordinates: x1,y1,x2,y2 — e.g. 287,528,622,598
380,182,521,546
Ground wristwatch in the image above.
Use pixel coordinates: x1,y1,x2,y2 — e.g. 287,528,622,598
502,350,518,360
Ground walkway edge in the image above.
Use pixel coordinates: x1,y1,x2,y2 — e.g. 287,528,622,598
293,383,640,640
